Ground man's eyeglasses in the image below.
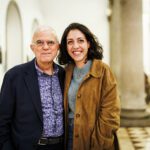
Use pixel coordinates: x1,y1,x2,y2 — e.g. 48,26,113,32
33,40,57,47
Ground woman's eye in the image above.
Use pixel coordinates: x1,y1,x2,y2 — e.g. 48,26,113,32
67,41,73,45
78,39,84,43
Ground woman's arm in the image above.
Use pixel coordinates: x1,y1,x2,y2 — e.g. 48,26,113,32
91,67,120,150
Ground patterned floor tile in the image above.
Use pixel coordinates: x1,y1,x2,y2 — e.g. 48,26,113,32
117,127,150,150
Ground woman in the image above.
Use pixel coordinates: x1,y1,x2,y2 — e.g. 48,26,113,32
58,23,120,150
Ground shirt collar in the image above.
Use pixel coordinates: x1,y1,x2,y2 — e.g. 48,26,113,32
34,59,59,76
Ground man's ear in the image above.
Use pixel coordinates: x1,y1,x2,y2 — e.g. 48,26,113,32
57,43,60,50
30,44,34,52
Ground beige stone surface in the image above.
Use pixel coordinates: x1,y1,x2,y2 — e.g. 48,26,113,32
118,127,150,150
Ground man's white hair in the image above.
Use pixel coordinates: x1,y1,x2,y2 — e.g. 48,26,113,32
32,25,59,43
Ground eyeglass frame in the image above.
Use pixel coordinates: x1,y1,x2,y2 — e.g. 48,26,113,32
32,40,59,48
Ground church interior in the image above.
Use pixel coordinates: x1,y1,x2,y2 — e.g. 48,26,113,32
0,0,150,149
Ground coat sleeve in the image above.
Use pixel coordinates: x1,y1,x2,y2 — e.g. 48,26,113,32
0,72,15,147
91,67,120,150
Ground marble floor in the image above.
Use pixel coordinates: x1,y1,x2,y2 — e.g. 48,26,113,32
117,104,150,150
117,127,150,150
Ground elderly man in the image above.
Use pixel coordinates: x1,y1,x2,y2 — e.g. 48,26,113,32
0,26,65,150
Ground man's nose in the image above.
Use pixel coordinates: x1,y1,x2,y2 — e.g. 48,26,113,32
43,42,49,49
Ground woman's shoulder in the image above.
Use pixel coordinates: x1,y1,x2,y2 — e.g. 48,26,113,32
92,59,112,74
93,59,116,82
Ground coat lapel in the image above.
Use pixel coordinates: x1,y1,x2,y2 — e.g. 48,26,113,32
65,64,74,96
24,60,43,123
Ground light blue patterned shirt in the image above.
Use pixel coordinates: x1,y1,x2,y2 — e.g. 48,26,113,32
35,63,63,137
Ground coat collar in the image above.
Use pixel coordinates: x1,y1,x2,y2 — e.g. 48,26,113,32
89,59,103,78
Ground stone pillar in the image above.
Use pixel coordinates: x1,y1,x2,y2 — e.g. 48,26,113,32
109,0,150,126
109,0,122,90
120,0,150,125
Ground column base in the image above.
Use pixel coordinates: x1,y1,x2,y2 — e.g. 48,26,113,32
121,109,150,127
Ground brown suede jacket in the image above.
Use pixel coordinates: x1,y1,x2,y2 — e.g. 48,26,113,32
64,59,120,150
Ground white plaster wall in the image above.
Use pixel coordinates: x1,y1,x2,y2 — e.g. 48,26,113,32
0,0,44,87
14,0,44,62
0,0,10,86
40,0,110,64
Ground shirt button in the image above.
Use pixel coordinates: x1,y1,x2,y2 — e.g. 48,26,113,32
77,94,81,98
76,113,80,118
75,134,79,138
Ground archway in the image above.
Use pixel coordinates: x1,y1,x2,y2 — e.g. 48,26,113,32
6,1,23,70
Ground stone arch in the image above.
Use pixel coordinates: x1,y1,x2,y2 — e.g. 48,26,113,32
5,1,23,70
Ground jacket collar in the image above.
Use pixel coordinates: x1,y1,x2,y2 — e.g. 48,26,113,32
66,59,103,78
89,59,103,78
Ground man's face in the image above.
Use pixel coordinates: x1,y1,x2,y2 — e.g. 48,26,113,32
30,30,59,67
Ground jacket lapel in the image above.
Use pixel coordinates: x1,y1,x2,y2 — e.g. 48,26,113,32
24,60,43,123
65,64,74,95
57,65,65,94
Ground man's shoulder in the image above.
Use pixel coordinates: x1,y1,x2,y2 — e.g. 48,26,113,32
55,63,65,72
5,59,34,77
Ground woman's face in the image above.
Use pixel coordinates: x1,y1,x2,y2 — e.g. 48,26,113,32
66,29,90,68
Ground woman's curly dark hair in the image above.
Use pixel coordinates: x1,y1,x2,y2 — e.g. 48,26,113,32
58,22,103,65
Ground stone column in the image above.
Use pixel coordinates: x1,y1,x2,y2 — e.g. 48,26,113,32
120,0,150,125
109,0,122,90
109,0,150,126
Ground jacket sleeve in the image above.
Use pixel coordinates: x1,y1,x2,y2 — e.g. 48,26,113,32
91,67,120,150
0,73,15,147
